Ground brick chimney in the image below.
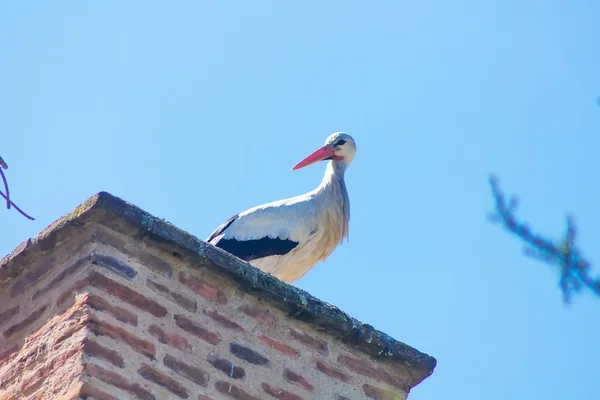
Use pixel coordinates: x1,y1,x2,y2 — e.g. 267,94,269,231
0,192,436,400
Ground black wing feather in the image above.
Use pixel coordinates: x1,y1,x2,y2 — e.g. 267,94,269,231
215,237,298,261
207,214,299,261
206,214,239,243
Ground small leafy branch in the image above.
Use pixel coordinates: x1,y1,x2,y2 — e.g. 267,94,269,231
0,154,35,220
488,175,599,303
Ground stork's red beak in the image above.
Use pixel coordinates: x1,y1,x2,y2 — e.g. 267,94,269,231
291,145,335,170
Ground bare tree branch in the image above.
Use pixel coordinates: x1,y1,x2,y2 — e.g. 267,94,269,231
1,168,10,209
488,175,599,303
0,154,35,220
0,155,10,209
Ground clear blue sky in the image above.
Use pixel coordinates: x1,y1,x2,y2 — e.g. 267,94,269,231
1,1,599,399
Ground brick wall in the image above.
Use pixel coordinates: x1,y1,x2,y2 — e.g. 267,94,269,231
0,193,435,400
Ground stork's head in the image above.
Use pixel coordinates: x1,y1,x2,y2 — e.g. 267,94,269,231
292,132,356,171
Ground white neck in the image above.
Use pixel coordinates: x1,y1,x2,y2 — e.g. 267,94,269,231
314,161,350,242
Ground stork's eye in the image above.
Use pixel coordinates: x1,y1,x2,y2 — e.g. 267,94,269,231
336,140,347,146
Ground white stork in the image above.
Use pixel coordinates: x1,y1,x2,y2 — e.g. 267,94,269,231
207,132,357,283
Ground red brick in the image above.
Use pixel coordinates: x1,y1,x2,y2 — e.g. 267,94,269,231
215,381,261,400
31,293,89,347
207,353,246,380
0,356,22,387
0,344,18,364
0,306,19,326
363,383,405,400
79,382,120,400
3,305,48,339
89,317,155,359
32,256,91,300
283,370,314,393
36,230,63,252
92,253,137,280
174,315,220,345
238,304,276,327
93,227,173,278
339,354,408,390
230,342,269,366
138,363,190,398
149,324,192,353
8,237,29,257
54,383,88,400
163,354,209,387
20,345,82,396
56,278,87,306
48,314,88,348
83,339,125,367
135,252,172,278
11,259,55,297
87,293,138,326
89,272,167,317
147,278,197,312
288,328,328,356
313,360,352,383
262,382,303,400
20,370,45,395
86,363,155,400
256,332,299,359
179,273,227,304
204,308,244,331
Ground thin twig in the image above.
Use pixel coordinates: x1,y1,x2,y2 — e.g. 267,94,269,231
0,189,34,220
0,168,10,209
0,154,34,220
488,175,599,303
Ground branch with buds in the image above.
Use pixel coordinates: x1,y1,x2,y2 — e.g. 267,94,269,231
488,175,599,303
0,154,34,220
